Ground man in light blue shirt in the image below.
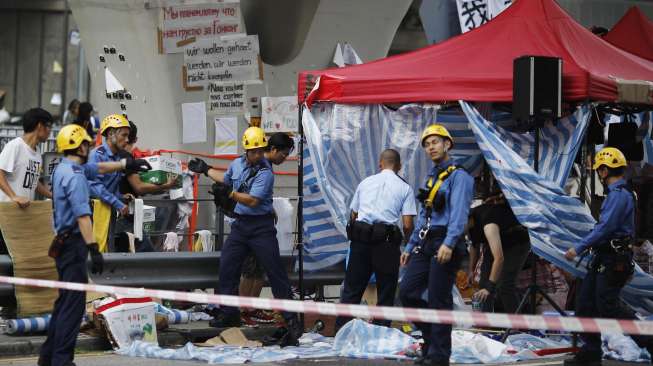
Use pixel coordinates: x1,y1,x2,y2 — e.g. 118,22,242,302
399,124,474,366
40,124,150,366
187,127,302,347
88,114,132,216
335,149,416,330
564,147,653,366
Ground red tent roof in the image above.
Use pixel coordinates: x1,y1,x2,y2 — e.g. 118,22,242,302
604,6,653,62
298,0,653,105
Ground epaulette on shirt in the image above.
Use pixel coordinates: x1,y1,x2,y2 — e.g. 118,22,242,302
95,146,107,155
71,165,84,174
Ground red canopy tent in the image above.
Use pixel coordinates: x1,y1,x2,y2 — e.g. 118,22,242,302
603,6,653,62
298,0,653,105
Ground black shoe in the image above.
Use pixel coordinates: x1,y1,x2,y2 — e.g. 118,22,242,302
428,359,449,366
208,312,241,328
414,356,427,365
262,317,303,347
563,351,602,366
37,356,50,366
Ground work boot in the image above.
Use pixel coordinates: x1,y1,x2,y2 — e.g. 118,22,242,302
208,312,241,328
262,317,303,347
563,350,602,366
414,340,430,365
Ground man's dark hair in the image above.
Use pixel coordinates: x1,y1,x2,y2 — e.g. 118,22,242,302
75,102,93,124
606,166,625,178
128,121,138,144
67,99,80,112
380,149,401,168
22,108,53,133
267,133,294,152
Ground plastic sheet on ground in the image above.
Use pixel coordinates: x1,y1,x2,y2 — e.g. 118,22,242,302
333,319,415,359
451,330,515,364
602,334,651,363
117,333,338,363
505,333,572,361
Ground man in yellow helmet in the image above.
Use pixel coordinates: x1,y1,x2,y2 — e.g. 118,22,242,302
39,124,150,366
88,114,133,217
187,127,302,346
399,124,474,366
564,147,652,366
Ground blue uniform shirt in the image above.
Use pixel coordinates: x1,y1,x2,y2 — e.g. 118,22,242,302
223,156,274,216
575,179,635,254
405,159,474,253
88,142,125,210
350,169,417,225
52,158,99,234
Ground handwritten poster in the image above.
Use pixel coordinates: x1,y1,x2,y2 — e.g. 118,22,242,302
207,82,246,113
261,96,298,132
183,35,260,87
214,116,237,154
160,3,241,54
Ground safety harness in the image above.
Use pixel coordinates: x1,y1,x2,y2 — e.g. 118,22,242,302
418,165,458,240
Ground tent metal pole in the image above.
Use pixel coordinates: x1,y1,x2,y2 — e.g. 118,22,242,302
297,103,305,308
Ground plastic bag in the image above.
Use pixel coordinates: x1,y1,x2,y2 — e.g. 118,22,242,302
333,319,415,359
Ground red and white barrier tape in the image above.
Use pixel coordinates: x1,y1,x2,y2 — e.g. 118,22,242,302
2,275,653,336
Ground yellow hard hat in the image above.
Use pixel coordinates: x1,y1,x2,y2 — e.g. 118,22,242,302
593,147,627,170
242,127,267,150
57,124,92,153
421,124,453,146
100,114,130,135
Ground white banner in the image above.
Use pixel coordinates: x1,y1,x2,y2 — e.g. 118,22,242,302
160,3,241,54
207,82,246,114
214,116,237,154
456,0,512,33
488,0,512,18
184,35,260,87
456,0,489,33
261,96,298,132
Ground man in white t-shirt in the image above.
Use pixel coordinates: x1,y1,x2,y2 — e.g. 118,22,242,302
0,107,54,254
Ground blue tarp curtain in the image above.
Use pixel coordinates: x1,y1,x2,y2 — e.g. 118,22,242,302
302,101,653,313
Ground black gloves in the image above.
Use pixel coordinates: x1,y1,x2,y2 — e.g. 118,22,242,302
188,158,210,176
209,182,236,217
87,243,104,275
212,181,233,199
123,157,152,172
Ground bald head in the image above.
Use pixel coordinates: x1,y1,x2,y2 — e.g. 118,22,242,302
379,149,401,172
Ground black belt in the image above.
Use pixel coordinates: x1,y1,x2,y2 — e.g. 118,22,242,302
347,221,402,245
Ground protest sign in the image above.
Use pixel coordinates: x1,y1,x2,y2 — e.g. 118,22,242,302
207,82,246,114
160,3,241,54
261,96,298,132
214,116,238,154
183,35,261,88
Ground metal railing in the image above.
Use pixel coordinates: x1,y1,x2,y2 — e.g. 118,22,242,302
0,252,344,304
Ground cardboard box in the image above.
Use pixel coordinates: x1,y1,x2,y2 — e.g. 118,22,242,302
96,297,158,349
139,155,182,188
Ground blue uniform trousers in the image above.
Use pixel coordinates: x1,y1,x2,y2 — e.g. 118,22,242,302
576,252,651,354
218,214,295,321
399,240,463,363
335,239,400,329
40,234,88,366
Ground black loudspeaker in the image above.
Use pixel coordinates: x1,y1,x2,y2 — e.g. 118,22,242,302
513,56,562,128
607,122,644,161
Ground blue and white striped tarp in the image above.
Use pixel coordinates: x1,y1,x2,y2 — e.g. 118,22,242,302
302,102,591,272
460,101,653,314
6,315,51,334
302,103,485,271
